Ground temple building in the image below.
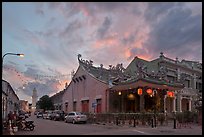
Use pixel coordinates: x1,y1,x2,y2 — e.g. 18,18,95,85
62,53,202,114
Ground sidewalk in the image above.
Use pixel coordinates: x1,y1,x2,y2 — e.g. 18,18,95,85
2,129,14,135
92,121,202,135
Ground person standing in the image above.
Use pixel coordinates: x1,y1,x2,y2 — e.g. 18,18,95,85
7,111,13,122
13,111,18,127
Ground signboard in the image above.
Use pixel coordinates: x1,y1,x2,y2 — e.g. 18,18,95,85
92,102,97,108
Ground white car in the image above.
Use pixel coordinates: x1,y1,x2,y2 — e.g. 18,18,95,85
37,112,43,118
65,112,87,124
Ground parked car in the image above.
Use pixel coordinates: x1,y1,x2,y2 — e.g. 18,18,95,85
64,112,87,124
46,111,53,120
43,110,52,119
50,110,65,121
37,112,43,118
43,112,48,119
34,111,38,115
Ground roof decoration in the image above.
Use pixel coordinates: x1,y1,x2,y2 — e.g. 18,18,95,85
77,54,189,88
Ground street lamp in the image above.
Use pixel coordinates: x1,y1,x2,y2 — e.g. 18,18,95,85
2,52,24,76
2,53,24,62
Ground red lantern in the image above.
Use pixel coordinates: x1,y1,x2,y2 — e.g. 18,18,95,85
146,89,153,95
167,91,171,97
138,88,142,95
167,91,174,97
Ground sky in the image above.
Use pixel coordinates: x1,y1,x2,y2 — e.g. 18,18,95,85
2,2,202,103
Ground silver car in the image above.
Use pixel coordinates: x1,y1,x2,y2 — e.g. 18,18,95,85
65,112,87,124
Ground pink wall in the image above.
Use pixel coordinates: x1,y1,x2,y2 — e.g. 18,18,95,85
62,65,109,113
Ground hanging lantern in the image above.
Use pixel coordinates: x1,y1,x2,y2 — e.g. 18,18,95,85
167,91,174,97
138,88,143,95
167,91,171,97
146,88,153,95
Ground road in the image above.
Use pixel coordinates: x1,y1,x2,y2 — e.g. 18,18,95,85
14,114,202,135
14,114,146,135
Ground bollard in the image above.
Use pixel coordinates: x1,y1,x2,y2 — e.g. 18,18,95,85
151,118,154,128
154,115,157,128
133,116,136,127
173,118,176,129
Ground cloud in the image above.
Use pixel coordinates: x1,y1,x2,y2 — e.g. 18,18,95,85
144,2,182,24
96,16,112,39
59,19,82,38
143,4,202,61
34,2,45,16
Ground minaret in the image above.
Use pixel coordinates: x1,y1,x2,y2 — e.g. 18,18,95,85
32,88,38,112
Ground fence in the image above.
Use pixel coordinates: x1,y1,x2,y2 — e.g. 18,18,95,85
85,111,199,128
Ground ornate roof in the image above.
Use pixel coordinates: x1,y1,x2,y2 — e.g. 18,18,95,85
77,54,184,90
77,54,127,84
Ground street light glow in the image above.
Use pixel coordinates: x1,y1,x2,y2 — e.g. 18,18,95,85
17,54,24,57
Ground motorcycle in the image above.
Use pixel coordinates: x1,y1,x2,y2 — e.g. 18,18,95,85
16,117,35,131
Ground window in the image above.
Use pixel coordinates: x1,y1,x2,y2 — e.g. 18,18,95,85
184,80,190,88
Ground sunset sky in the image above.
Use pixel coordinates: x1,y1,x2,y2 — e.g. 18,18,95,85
2,2,202,103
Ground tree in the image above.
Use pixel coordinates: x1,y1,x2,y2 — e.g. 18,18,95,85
37,95,54,111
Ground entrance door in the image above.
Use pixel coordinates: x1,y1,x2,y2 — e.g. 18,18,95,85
144,95,154,112
126,100,135,112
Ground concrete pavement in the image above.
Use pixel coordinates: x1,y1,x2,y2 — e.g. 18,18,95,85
93,121,202,135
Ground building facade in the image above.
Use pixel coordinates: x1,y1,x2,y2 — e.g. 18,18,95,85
19,100,29,112
2,90,8,120
2,80,20,120
50,90,65,111
61,53,201,114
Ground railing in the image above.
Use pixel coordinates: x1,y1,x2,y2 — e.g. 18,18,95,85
85,111,199,128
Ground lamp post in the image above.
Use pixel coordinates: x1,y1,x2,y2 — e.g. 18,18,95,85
2,52,24,123
2,52,24,75
118,91,122,112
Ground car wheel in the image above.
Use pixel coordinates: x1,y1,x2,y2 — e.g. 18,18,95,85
29,125,34,131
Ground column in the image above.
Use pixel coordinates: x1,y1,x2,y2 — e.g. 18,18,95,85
179,97,182,112
173,97,176,112
139,94,144,112
193,74,197,89
189,97,192,111
164,95,167,112
121,94,124,112
105,89,109,112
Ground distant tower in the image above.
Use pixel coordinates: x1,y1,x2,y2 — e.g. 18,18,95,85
32,88,38,112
